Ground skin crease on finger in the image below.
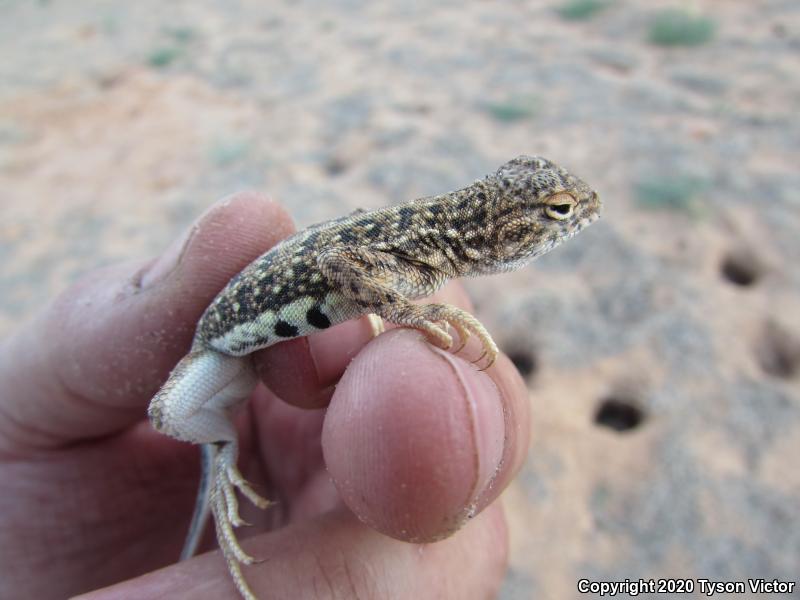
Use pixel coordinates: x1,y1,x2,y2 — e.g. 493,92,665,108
0,193,530,599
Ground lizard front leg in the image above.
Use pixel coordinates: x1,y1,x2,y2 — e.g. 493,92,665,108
317,247,498,368
148,350,269,600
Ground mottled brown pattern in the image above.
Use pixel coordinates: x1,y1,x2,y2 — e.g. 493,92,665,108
148,156,600,600
195,155,600,356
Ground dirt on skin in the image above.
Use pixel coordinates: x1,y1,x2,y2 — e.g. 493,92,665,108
1,1,799,598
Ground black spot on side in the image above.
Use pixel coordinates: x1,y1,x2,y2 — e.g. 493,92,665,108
274,320,299,337
306,306,331,329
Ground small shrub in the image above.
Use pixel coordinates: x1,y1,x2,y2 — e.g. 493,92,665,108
635,175,707,214
484,96,540,123
147,47,182,68
557,0,611,21
147,27,195,69
165,27,195,43
649,9,715,46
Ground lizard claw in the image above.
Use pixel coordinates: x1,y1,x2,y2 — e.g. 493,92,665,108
449,320,471,354
210,443,273,600
391,303,498,369
420,321,453,350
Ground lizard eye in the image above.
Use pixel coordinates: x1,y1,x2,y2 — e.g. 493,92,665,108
544,193,576,220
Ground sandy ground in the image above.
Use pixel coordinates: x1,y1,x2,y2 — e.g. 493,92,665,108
1,1,799,598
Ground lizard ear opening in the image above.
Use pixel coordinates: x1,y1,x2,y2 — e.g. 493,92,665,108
544,193,576,220
496,217,532,257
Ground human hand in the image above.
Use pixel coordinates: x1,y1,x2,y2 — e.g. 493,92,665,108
0,192,531,599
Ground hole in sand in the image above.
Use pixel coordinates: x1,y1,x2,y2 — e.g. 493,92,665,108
507,349,538,378
757,321,800,380
720,249,761,287
325,156,348,176
594,397,645,432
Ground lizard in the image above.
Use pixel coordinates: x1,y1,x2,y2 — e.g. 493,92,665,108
147,155,601,599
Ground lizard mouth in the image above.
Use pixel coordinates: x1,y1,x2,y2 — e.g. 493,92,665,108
578,211,600,228
561,211,600,242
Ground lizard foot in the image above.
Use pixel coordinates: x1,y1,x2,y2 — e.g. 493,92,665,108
211,443,271,600
393,303,499,369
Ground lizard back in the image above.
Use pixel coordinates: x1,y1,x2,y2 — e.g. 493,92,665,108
195,155,600,356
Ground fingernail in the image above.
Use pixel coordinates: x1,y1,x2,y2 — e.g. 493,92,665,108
138,222,197,289
138,197,235,289
441,352,507,502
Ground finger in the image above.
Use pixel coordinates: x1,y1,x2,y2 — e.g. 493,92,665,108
252,280,486,409
321,325,530,543
251,280,530,535
0,193,295,451
74,502,508,600
252,317,376,410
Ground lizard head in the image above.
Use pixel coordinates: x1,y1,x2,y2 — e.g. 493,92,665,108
476,155,601,272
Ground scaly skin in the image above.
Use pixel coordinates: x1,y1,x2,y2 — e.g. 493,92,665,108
148,155,601,600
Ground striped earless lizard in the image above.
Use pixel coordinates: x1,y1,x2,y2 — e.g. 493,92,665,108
148,155,601,599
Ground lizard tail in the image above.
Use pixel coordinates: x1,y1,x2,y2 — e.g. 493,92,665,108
180,442,217,560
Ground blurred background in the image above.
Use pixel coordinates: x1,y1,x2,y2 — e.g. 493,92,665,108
1,1,798,597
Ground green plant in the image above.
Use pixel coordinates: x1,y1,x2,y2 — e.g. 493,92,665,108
165,26,195,43
649,9,715,46
146,27,195,69
484,96,541,123
635,174,708,214
147,47,182,68
557,0,611,21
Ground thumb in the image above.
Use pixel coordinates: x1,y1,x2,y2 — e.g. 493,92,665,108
0,192,293,453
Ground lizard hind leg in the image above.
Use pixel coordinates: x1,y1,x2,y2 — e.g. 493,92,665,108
384,302,499,369
147,349,270,599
